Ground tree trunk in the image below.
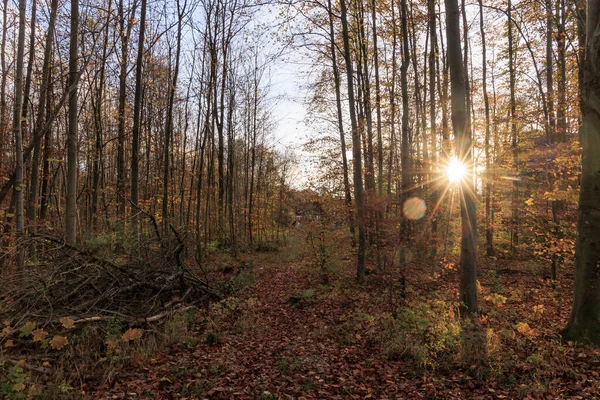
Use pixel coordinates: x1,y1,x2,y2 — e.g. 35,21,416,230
13,0,26,272
27,0,58,246
400,0,411,244
66,0,79,245
0,0,8,170
163,0,184,233
371,0,383,196
327,0,354,238
131,0,147,251
508,0,519,248
556,0,567,142
479,0,494,257
445,0,478,313
428,0,438,263
546,0,555,143
562,0,600,344
340,0,366,284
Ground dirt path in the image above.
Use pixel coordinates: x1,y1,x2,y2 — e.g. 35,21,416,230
86,257,598,399
89,260,430,399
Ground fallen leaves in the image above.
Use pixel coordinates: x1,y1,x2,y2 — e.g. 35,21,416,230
60,317,76,329
50,335,69,350
32,329,48,342
516,321,536,337
122,328,143,343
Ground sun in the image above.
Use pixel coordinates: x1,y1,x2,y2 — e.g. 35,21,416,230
446,157,467,184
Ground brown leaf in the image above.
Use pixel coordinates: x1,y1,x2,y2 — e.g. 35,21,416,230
60,317,76,329
122,328,143,343
50,335,69,350
32,328,48,342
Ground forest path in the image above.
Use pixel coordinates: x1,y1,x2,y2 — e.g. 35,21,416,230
88,253,591,400
90,255,442,399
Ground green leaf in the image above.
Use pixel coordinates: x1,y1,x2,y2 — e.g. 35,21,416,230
19,321,36,337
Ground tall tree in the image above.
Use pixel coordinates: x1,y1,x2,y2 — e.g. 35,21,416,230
327,0,353,236
400,0,411,247
508,0,519,248
445,0,478,312
131,0,147,249
163,0,186,232
13,0,26,271
479,0,494,256
27,0,59,243
563,0,600,345
66,0,80,245
0,0,7,171
340,0,366,283
117,0,138,228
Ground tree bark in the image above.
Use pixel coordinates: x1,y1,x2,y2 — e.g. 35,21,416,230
131,0,147,251
562,0,600,345
13,0,26,272
479,0,494,257
66,0,80,245
445,0,478,313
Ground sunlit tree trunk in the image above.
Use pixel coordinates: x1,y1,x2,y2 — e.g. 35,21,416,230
446,0,478,313
429,0,439,263
479,0,494,257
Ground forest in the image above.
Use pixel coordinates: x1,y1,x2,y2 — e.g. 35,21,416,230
0,0,599,397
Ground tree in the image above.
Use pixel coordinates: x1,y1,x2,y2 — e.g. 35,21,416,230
479,0,494,256
27,0,59,246
340,0,366,283
562,0,600,345
131,0,147,250
13,0,26,271
445,0,477,312
66,0,80,245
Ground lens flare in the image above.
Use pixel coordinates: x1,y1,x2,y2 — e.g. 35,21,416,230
446,157,467,184
403,197,427,220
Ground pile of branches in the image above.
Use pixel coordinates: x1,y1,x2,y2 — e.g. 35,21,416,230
0,226,223,330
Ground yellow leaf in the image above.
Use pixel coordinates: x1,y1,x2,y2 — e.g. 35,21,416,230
4,339,14,348
12,382,25,392
50,335,69,350
60,317,75,329
516,322,535,337
32,328,48,342
122,328,143,343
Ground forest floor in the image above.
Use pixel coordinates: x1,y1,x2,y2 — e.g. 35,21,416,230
81,238,600,400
